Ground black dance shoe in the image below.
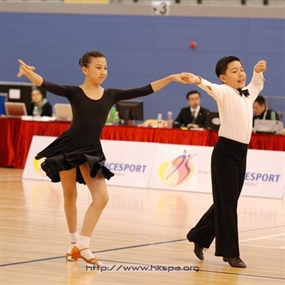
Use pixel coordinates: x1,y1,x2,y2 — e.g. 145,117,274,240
223,257,246,268
194,243,204,260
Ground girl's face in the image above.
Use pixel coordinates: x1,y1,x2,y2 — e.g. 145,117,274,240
82,57,108,84
31,89,43,104
219,60,247,89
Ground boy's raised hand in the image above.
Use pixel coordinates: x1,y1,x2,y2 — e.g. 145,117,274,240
254,60,267,73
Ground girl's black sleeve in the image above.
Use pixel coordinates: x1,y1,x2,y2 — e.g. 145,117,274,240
110,84,154,103
40,80,73,99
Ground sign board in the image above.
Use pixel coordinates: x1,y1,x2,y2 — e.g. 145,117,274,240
23,136,285,199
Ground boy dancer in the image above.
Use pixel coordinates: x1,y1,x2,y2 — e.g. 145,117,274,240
185,56,266,268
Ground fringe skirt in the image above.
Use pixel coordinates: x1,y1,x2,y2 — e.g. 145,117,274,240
35,133,114,184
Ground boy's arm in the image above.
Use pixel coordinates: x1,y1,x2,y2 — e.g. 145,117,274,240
185,72,224,105
246,60,266,102
254,60,267,73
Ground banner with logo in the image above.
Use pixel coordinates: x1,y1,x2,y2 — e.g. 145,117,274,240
148,144,213,193
22,136,54,181
148,144,285,199
22,136,157,189
23,136,285,199
243,149,285,199
103,140,157,188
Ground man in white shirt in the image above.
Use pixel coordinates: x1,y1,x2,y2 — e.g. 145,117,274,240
185,56,266,268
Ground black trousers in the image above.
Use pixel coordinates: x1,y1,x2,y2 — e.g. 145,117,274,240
187,137,248,257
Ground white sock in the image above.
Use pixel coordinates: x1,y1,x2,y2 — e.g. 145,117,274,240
70,232,79,243
67,232,78,255
76,235,90,249
76,235,94,261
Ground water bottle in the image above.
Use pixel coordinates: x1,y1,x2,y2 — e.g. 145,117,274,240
167,111,173,129
113,111,120,125
33,106,40,117
52,105,56,118
157,113,162,128
106,112,112,124
271,111,276,120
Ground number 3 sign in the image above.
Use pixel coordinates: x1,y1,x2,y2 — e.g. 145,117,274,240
151,1,171,15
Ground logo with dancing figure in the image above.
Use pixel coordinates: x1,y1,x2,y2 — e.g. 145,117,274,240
159,150,195,186
33,158,46,177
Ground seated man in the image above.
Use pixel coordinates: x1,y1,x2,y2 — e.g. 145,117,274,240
174,90,209,128
253,95,280,122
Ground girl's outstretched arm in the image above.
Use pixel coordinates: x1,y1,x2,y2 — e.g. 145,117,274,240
150,73,189,92
17,59,44,86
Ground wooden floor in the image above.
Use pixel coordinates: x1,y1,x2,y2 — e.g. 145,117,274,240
1,167,284,285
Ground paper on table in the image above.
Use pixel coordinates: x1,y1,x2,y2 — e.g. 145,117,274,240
9,89,21,99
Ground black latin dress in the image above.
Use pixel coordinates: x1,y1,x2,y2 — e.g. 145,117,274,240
36,80,154,184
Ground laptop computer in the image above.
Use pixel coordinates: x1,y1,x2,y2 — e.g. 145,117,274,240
205,112,220,130
4,102,27,118
254,120,284,134
54,103,73,121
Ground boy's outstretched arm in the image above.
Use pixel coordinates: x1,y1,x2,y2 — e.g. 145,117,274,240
17,59,44,86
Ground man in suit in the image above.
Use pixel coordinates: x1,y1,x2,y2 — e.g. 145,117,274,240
174,90,209,128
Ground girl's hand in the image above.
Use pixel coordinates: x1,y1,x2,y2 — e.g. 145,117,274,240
183,73,201,84
170,73,192,84
17,59,36,78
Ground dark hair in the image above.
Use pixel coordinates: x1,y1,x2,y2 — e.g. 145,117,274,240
186,90,201,100
254,95,266,105
31,86,46,98
78,51,105,67
215,56,242,78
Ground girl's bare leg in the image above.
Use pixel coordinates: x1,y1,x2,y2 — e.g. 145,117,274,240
72,162,109,263
60,168,78,233
59,169,78,259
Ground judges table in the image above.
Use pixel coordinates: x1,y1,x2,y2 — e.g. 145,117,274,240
1,117,285,169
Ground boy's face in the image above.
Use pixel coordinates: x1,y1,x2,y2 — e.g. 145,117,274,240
219,60,246,89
